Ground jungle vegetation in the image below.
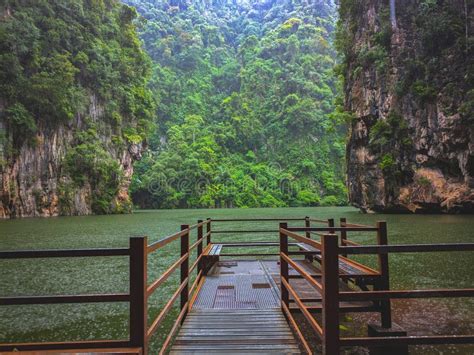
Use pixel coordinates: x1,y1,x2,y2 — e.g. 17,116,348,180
125,0,348,209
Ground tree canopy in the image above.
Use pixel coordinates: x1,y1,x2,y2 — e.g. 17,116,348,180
126,0,348,209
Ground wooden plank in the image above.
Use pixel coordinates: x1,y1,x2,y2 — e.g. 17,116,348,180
170,308,300,354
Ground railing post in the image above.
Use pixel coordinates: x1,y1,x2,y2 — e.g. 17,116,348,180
129,236,148,354
197,220,203,275
376,221,392,328
328,218,335,231
340,217,347,257
305,216,310,238
304,217,313,262
322,233,339,355
180,225,189,319
206,218,211,245
279,222,289,309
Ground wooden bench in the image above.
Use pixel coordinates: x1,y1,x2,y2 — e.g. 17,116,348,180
296,242,379,277
206,244,223,256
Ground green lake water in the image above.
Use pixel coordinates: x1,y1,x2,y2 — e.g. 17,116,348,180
1,207,473,354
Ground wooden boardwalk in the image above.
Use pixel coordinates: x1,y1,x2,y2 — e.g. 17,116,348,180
170,260,301,353
1,217,473,355
171,309,300,354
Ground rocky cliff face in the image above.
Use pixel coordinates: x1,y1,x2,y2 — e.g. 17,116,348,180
0,1,153,218
0,97,142,218
339,0,474,213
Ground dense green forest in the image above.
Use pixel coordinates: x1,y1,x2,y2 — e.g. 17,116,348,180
125,0,348,209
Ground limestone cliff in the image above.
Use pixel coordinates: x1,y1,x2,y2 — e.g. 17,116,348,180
0,1,153,218
0,97,143,218
338,0,474,213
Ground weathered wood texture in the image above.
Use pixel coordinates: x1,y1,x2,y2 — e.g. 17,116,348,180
170,309,301,354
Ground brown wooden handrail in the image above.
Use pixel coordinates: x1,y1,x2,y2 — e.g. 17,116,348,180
339,289,474,301
281,301,312,354
0,340,132,352
189,254,203,274
281,228,322,249
0,294,130,305
309,218,330,224
281,278,323,337
287,226,379,232
340,335,474,346
0,248,130,259
147,276,189,338
159,301,189,355
211,218,306,222
280,252,323,293
340,243,474,254
189,237,203,252
147,253,189,296
147,229,189,253
343,222,374,228
212,229,279,233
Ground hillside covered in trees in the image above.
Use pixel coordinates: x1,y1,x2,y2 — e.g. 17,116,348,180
125,0,348,209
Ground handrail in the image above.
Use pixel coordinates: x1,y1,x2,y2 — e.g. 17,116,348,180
0,248,130,259
146,220,207,353
280,252,323,293
279,220,474,355
211,218,306,222
340,335,474,346
212,229,279,233
189,238,203,252
339,289,474,301
189,253,203,274
281,228,322,249
340,243,474,254
147,276,189,338
0,293,130,305
281,278,323,337
0,340,132,352
0,240,141,353
281,301,312,354
309,218,330,224
287,226,379,232
147,253,189,296
343,222,374,228
147,229,189,253
159,301,189,355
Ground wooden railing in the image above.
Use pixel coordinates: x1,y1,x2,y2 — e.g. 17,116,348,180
209,217,311,257
279,221,474,355
0,246,134,352
146,219,211,355
0,220,212,354
3,217,473,354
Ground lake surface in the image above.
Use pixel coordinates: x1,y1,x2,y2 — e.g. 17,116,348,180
1,207,473,354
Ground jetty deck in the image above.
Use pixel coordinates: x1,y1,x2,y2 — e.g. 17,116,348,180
1,217,474,354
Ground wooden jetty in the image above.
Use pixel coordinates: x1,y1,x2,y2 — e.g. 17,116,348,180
1,217,474,354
